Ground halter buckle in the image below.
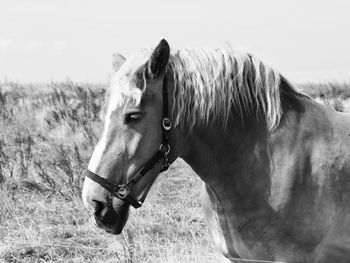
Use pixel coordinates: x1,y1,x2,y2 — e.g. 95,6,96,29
115,184,131,200
162,118,172,131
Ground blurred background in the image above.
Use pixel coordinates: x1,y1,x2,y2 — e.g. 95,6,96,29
1,0,350,83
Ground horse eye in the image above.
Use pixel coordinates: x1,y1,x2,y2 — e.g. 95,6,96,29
124,112,142,124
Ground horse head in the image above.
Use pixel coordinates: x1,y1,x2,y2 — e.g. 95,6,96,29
82,39,184,234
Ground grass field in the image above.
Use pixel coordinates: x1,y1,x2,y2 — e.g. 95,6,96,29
0,80,349,263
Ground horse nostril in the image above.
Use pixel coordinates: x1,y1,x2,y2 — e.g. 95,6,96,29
92,200,108,219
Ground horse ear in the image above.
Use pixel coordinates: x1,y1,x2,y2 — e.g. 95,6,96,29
112,53,126,72
147,39,170,79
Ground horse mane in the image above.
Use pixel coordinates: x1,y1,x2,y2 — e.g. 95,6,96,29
168,47,288,130
108,46,304,131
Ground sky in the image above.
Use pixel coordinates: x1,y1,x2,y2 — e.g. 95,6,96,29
1,0,350,83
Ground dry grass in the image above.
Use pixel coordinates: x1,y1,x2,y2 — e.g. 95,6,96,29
298,81,350,112
0,80,349,263
0,163,217,263
0,81,217,263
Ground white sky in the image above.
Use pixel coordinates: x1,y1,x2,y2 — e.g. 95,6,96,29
1,0,350,83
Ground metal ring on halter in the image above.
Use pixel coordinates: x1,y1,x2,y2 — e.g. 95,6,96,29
162,118,172,130
161,163,170,171
115,184,130,200
159,143,171,155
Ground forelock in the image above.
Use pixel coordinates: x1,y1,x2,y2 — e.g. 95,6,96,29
108,48,153,109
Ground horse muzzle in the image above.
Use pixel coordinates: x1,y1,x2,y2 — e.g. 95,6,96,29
92,198,130,235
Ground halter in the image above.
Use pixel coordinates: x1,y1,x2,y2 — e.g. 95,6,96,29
86,74,172,209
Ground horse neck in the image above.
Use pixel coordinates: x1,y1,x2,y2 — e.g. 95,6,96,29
180,116,272,212
174,76,306,213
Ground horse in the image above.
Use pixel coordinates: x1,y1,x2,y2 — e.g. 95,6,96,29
82,39,350,263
